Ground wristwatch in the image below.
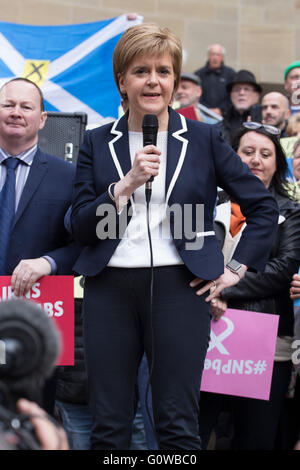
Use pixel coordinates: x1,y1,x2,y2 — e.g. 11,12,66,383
226,259,243,279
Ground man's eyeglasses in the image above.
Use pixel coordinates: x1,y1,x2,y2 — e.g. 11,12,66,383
242,121,281,136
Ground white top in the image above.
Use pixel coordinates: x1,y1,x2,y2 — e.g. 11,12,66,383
108,131,183,268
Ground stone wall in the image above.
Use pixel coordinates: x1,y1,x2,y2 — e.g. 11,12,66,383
1,0,299,85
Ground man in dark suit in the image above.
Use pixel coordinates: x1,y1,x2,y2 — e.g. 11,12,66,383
0,77,79,295
0,77,80,412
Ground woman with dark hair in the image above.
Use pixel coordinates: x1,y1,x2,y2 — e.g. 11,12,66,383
199,122,300,450
231,122,292,197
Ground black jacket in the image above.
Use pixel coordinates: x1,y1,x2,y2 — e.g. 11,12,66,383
56,298,88,404
194,62,235,114
218,190,300,336
217,104,262,144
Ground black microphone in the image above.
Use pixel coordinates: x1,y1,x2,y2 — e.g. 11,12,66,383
142,114,158,203
0,298,61,409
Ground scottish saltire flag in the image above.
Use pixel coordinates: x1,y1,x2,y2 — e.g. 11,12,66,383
0,14,143,126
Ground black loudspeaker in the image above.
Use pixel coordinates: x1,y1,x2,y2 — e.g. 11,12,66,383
38,111,87,164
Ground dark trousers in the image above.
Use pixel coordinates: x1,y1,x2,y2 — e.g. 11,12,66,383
136,353,158,449
199,360,292,450
82,265,211,450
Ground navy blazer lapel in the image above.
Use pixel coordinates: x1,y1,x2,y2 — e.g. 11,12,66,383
108,108,188,205
108,111,132,180
13,148,48,228
165,107,188,205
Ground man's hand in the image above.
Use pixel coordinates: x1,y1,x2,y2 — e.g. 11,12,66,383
210,297,228,321
11,257,52,297
290,273,300,300
17,399,69,450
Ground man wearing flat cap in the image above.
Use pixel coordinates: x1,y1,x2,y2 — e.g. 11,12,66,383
174,72,221,124
218,69,262,143
284,61,300,115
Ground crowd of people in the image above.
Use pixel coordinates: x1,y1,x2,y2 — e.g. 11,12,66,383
0,21,300,451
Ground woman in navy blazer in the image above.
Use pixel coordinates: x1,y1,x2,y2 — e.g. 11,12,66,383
71,23,279,450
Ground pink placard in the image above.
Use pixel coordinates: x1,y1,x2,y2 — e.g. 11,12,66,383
200,308,279,400
0,276,74,366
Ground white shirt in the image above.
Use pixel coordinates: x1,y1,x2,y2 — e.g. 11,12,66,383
108,131,183,268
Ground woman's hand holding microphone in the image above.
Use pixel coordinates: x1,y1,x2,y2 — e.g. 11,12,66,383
113,145,161,212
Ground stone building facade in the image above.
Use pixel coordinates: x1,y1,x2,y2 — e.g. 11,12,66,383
1,0,299,88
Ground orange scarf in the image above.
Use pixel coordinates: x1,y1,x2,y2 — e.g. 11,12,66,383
230,203,246,237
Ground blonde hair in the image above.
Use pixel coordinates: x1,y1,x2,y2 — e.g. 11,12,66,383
294,137,300,155
287,113,300,137
113,23,182,101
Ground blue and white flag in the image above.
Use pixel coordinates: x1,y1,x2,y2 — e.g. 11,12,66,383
0,14,143,126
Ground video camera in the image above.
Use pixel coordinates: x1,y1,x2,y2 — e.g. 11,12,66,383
0,298,60,449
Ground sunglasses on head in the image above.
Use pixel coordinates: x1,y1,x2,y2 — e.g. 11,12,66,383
242,121,281,136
